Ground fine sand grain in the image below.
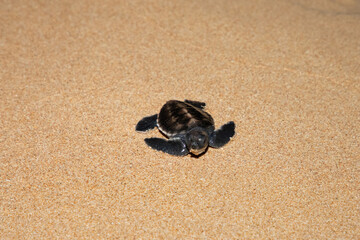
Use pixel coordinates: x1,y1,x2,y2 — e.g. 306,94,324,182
1,0,359,238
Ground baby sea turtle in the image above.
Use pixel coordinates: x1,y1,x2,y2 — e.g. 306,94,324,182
135,99,235,156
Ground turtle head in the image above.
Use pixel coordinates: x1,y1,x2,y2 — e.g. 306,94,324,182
185,127,209,155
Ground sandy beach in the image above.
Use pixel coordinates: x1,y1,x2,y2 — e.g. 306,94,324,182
1,0,359,238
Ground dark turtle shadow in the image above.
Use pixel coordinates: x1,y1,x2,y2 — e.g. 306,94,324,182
159,130,169,138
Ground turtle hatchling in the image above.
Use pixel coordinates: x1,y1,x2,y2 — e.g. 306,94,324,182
135,99,235,156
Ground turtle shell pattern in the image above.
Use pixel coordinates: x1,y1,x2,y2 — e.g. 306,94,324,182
157,100,214,137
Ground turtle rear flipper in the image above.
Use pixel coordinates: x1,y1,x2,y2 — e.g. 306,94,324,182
184,99,206,109
209,121,235,148
136,114,158,132
145,138,189,156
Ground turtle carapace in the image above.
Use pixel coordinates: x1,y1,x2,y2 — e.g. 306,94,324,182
136,100,235,156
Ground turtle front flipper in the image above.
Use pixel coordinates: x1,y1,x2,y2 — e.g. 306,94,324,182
209,121,235,148
145,138,189,156
184,99,206,109
136,114,158,132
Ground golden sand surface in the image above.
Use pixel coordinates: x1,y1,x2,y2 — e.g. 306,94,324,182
1,0,359,238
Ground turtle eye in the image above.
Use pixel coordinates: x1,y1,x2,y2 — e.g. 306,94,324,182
193,135,207,149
